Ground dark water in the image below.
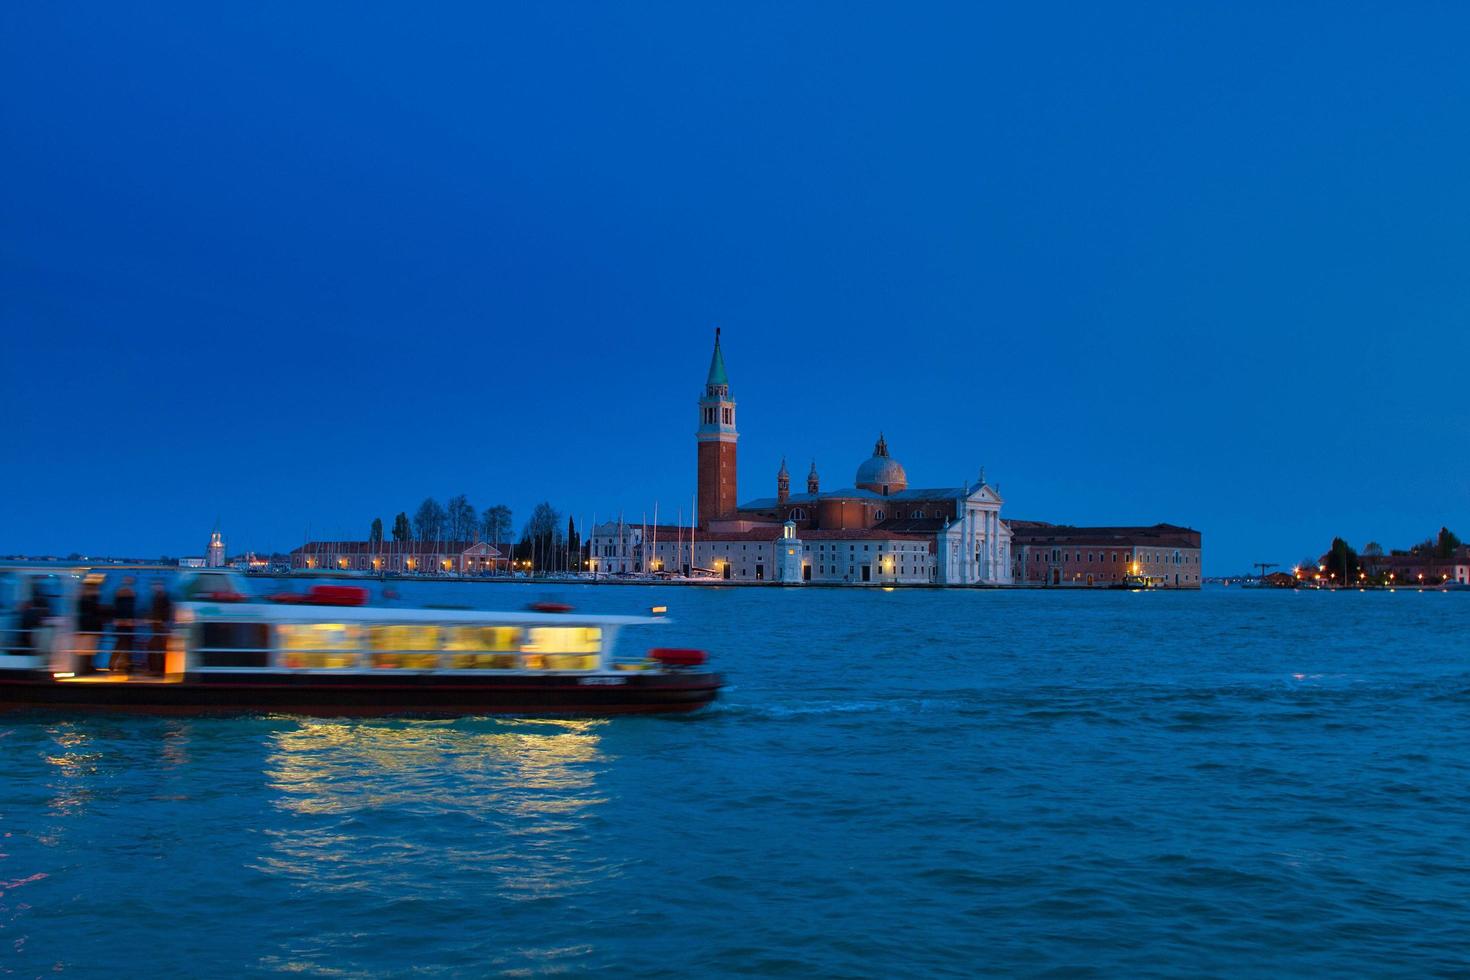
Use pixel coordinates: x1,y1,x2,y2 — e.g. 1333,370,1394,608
3,585,1469,977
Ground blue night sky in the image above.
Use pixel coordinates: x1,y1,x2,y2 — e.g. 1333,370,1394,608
3,3,1468,573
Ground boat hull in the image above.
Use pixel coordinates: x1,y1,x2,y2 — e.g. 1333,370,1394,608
0,670,722,717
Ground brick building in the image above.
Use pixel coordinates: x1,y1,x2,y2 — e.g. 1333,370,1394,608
1009,522,1203,588
290,540,509,575
1361,547,1470,585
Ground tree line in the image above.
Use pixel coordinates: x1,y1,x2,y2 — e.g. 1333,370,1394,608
364,497,584,572
365,497,514,547
1304,526,1461,584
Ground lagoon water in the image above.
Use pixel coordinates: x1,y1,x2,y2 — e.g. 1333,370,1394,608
3,583,1470,976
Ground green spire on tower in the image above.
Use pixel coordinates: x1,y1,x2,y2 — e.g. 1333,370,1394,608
706,326,728,388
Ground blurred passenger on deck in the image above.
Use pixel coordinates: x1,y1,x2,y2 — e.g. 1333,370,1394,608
18,591,52,655
110,577,137,673
76,575,106,674
147,580,173,675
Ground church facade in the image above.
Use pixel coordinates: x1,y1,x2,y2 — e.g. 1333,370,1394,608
589,331,1012,585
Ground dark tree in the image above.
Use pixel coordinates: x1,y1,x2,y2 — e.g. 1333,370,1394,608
481,505,512,546
1437,527,1461,558
518,502,562,571
446,494,476,542
392,512,412,543
1319,537,1361,584
369,517,384,545
414,498,447,541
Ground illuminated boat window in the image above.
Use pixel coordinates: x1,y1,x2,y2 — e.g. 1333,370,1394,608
518,625,603,671
446,653,520,670
535,653,599,671
371,652,440,670
276,624,365,669
368,624,441,652
277,623,363,651
443,626,521,652
285,651,360,669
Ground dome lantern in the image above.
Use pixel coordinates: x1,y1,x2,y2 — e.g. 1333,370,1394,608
855,433,907,495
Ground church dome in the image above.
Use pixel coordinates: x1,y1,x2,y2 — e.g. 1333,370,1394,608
855,434,907,494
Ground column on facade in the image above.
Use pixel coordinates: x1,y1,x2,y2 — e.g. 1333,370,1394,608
976,508,986,583
983,508,991,582
972,505,981,584
971,505,980,584
995,511,1002,580
987,510,995,581
990,511,999,581
962,505,970,583
963,505,973,584
973,505,982,584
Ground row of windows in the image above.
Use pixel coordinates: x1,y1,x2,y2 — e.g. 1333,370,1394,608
700,407,735,425
196,649,599,671
784,508,1007,526
198,623,603,656
1040,551,1197,565
813,565,926,577
1028,571,1202,584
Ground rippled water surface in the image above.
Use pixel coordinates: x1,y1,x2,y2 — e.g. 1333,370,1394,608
4,584,1470,976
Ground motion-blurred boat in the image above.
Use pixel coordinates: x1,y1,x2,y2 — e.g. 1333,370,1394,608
0,568,720,716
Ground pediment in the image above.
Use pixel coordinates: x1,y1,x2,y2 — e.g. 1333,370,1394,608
967,484,1002,504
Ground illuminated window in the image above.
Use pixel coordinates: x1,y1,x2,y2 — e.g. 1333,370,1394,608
369,624,441,651
275,623,364,669
447,652,519,670
522,626,602,654
373,652,441,669
443,625,522,652
278,623,362,651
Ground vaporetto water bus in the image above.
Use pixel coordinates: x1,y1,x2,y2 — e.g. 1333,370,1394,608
0,568,721,715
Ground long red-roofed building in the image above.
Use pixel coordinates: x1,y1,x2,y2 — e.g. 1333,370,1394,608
1009,522,1203,588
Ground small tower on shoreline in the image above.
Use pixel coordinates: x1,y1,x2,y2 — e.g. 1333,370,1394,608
206,523,226,568
777,520,805,584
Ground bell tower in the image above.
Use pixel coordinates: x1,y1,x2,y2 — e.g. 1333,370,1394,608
696,328,738,527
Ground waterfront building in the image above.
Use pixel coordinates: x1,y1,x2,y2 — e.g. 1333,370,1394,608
1361,546,1470,585
587,520,688,576
587,518,936,584
1009,522,1203,588
290,540,509,575
585,331,1012,585
591,331,1199,587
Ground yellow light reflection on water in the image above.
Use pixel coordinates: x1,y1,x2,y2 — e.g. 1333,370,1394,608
257,718,613,904
42,721,196,820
